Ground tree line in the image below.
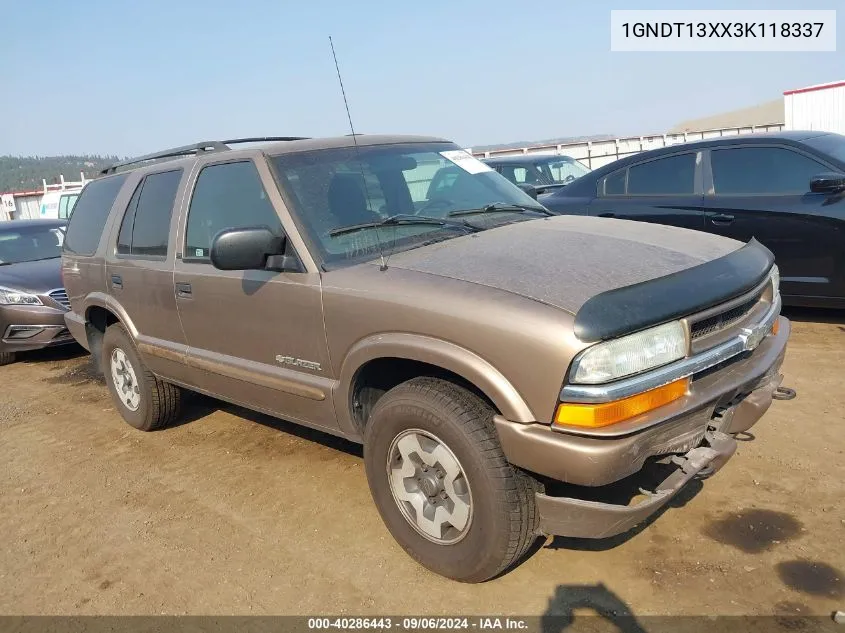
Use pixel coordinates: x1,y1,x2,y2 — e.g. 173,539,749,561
0,155,123,192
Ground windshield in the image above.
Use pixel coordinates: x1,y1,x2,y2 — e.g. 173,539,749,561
0,225,65,265
536,156,591,184
496,156,590,187
804,133,845,165
270,142,544,267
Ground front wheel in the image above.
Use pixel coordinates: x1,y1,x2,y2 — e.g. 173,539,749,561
0,352,16,366
363,377,539,582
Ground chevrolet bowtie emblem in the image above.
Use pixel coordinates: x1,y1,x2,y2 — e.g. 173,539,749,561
739,323,768,352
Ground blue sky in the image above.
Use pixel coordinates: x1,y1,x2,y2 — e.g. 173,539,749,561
2,0,842,156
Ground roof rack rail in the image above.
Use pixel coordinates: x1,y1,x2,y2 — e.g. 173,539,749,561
100,136,311,175
221,136,311,145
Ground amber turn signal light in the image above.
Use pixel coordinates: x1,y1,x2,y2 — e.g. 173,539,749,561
555,378,689,429
771,318,780,336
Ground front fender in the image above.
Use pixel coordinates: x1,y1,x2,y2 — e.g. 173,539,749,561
333,332,536,437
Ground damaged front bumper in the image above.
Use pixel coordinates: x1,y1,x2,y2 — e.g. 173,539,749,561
494,315,794,539
535,429,736,538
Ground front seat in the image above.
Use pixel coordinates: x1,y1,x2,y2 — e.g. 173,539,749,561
327,173,379,226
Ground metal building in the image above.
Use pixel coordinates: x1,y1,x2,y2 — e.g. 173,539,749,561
784,80,845,135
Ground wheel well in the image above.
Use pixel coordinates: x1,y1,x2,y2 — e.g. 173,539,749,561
350,358,497,430
85,305,119,372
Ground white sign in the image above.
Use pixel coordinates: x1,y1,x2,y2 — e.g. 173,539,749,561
611,10,837,52
1,194,15,219
440,150,494,175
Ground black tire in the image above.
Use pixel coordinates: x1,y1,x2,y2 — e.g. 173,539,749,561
0,352,16,366
102,323,181,431
363,376,540,583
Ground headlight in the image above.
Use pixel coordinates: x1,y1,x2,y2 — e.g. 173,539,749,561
770,265,780,301
570,321,686,384
0,286,43,306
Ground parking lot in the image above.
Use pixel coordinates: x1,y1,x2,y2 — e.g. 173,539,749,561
1,308,843,619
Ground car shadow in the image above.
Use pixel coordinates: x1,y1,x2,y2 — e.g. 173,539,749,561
782,306,845,326
173,391,363,458
17,343,87,364
540,583,647,632
172,393,701,558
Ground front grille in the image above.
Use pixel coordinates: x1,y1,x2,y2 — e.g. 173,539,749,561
690,294,760,340
48,288,70,311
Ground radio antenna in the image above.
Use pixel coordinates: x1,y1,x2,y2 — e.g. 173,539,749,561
329,35,388,271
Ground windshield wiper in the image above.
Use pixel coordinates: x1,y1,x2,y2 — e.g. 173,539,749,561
448,202,554,217
0,255,62,266
329,214,479,238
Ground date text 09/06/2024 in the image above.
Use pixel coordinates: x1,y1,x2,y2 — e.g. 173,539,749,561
307,618,529,630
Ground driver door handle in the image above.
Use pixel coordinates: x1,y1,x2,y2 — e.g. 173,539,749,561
710,213,735,225
175,282,192,298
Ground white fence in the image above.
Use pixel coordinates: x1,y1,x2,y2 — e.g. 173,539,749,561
469,123,785,169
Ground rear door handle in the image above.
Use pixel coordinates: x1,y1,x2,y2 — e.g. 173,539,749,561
111,274,122,289
597,211,616,218
175,282,192,298
710,213,735,225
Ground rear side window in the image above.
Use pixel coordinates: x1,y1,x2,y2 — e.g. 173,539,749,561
116,170,182,257
711,147,827,195
117,183,143,255
627,153,696,195
185,161,280,261
601,169,626,196
63,174,129,255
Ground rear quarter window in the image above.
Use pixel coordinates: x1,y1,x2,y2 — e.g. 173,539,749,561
600,169,626,196
63,174,129,255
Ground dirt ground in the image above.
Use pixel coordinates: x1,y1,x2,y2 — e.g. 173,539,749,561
1,308,843,620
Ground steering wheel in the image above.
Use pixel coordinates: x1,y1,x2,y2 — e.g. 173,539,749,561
563,174,575,184
415,198,453,216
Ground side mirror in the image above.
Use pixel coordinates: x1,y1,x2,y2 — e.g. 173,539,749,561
210,227,300,272
810,172,845,194
517,183,539,200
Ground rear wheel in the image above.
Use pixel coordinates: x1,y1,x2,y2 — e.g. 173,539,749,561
102,323,181,431
0,352,16,366
363,377,540,582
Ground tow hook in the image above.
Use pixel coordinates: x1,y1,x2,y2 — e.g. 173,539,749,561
773,386,797,401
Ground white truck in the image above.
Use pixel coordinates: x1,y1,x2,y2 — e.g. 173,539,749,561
39,189,82,220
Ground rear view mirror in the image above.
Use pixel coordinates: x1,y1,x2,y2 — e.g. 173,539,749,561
370,155,418,172
517,183,539,200
210,227,300,272
810,172,845,194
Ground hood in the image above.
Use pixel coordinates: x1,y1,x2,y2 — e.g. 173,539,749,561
386,215,742,314
0,257,63,295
